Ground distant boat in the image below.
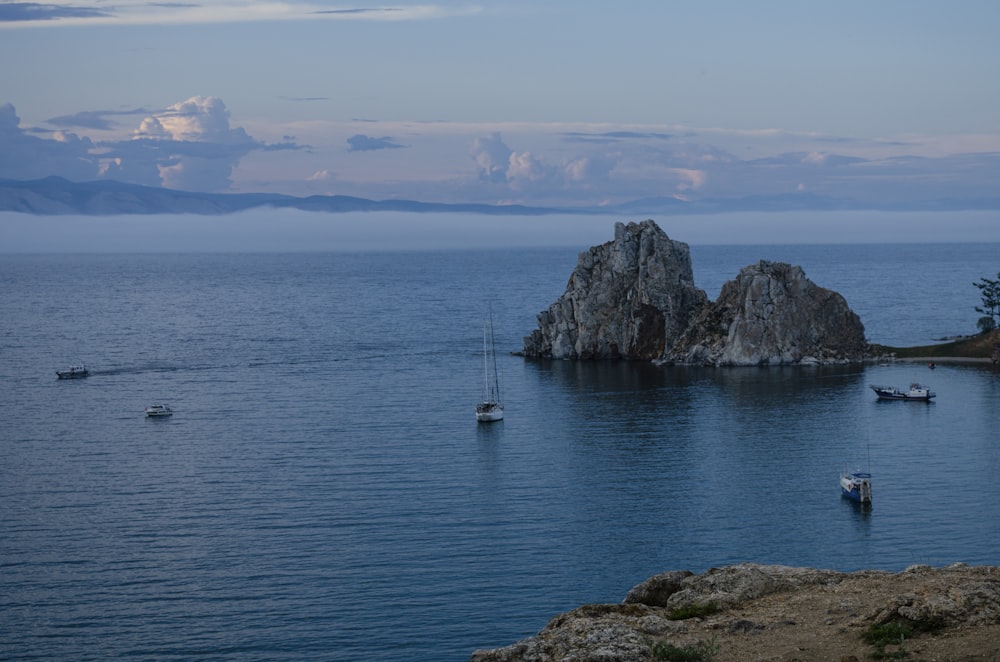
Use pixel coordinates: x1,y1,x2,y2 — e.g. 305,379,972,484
840,470,872,504
476,307,504,423
870,383,935,401
144,404,173,417
56,364,89,379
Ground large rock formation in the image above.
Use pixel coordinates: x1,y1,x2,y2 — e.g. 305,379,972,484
522,221,868,366
666,260,868,366
471,563,1000,661
520,220,708,360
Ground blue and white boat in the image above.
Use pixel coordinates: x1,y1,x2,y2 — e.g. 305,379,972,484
870,383,935,401
840,471,872,504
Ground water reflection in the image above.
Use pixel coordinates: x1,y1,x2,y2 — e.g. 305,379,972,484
519,357,1000,570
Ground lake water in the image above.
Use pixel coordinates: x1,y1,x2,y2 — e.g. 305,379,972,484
2,241,999,660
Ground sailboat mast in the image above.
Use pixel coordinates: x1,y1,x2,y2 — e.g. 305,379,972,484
489,306,501,403
482,319,490,401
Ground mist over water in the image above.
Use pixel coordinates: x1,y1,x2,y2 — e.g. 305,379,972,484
3,209,1000,253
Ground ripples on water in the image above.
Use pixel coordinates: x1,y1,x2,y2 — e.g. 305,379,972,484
2,245,999,660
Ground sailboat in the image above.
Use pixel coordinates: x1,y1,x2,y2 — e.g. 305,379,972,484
476,307,504,423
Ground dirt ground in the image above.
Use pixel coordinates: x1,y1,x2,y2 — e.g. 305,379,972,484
677,569,1000,661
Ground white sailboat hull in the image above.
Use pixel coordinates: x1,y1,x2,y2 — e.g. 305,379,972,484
476,403,504,422
477,307,504,423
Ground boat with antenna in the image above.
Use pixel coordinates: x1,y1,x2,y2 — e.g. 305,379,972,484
476,307,504,423
870,383,935,401
841,428,873,504
840,470,872,504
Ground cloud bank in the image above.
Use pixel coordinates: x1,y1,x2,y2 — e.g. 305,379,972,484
1,97,298,191
4,96,1000,211
0,2,481,28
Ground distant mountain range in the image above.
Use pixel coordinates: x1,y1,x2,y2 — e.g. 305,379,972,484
2,176,998,216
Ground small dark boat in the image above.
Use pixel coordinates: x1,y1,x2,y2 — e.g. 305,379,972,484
56,365,89,379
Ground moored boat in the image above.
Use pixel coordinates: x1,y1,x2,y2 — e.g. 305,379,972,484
144,404,173,417
476,306,504,423
870,383,935,401
840,471,872,504
56,365,89,379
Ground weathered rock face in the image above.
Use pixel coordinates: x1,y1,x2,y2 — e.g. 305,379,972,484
665,260,867,366
521,220,708,360
470,563,1000,662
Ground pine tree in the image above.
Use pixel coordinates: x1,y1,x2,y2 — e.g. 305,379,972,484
973,272,1000,333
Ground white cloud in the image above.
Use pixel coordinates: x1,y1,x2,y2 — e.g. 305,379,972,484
470,133,512,183
671,168,707,192
307,169,333,181
160,156,232,191
138,96,253,145
105,96,264,190
506,151,548,186
0,2,482,29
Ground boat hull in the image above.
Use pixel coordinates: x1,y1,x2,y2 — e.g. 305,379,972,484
840,473,872,504
870,385,934,401
476,403,504,422
56,369,88,379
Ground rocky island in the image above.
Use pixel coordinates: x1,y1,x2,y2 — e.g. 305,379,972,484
471,563,1000,661
521,220,868,366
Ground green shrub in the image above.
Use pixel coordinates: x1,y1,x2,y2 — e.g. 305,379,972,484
667,602,719,621
649,637,719,661
862,622,911,659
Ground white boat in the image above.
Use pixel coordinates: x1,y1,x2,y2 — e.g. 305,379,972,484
145,404,173,417
56,364,89,379
870,383,935,401
840,470,872,504
476,307,504,423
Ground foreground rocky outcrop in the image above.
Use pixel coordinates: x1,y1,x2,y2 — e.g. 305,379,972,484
520,220,707,360
521,220,868,366
471,563,1000,661
665,260,867,366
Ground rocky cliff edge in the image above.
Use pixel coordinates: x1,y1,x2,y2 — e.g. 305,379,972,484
471,563,1000,661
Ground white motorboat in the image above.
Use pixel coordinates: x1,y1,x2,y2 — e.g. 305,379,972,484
145,404,173,417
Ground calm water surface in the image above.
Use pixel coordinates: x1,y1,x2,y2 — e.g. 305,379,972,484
2,244,999,660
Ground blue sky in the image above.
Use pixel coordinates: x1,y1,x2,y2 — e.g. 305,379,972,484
2,1,1000,211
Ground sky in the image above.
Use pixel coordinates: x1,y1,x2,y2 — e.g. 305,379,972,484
2,0,1000,216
